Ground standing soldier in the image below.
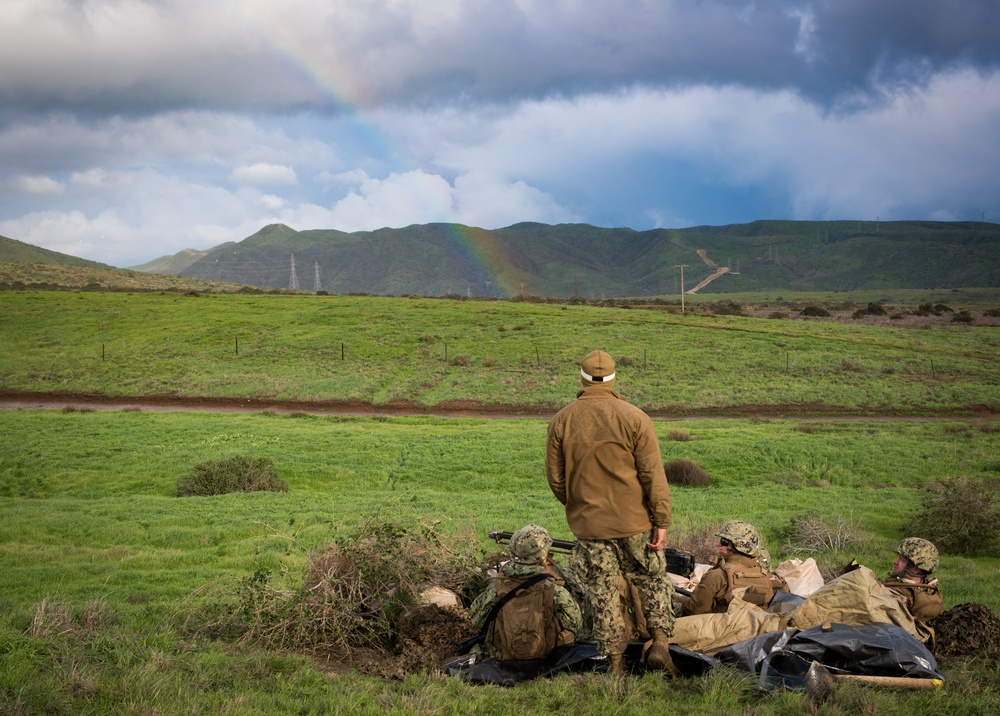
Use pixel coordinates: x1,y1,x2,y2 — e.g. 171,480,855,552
545,349,676,676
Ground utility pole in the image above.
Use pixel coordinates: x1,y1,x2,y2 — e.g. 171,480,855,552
574,272,579,299
288,253,299,290
485,281,491,297
674,264,688,314
313,262,322,292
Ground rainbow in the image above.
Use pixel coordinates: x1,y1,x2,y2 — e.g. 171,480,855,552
235,10,524,297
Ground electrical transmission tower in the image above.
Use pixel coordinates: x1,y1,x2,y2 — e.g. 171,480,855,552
313,262,322,292
288,254,299,290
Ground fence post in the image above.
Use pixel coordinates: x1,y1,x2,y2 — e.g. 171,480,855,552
535,345,540,367
235,336,239,355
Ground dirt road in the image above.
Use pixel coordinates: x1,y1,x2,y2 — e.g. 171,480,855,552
0,390,992,421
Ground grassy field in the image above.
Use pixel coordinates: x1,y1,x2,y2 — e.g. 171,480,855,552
1,408,999,714
2,291,999,414
2,290,1000,713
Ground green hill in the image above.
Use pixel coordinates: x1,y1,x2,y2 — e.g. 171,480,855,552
0,234,112,269
173,219,1000,297
129,247,217,275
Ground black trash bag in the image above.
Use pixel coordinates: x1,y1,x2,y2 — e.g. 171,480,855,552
716,623,943,692
442,640,717,685
767,590,806,612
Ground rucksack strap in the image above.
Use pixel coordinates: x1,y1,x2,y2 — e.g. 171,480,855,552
481,573,552,633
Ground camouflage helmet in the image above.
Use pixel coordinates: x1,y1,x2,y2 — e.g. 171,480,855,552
716,520,762,558
896,537,939,574
509,524,553,564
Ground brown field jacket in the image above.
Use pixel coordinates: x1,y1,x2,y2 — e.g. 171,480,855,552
545,384,671,540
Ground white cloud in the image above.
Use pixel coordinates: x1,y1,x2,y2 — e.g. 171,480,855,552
7,174,64,195
230,163,298,187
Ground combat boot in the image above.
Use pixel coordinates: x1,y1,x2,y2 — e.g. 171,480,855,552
645,628,678,678
606,652,626,677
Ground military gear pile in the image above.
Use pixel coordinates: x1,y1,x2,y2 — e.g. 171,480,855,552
715,520,762,558
509,524,553,565
895,537,939,574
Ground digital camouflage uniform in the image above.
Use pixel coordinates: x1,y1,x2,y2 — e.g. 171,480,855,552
572,531,675,654
468,525,583,659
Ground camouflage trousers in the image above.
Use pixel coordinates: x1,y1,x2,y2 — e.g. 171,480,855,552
572,531,676,656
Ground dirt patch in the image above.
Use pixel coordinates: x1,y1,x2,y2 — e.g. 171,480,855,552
931,603,1000,658
1,390,994,420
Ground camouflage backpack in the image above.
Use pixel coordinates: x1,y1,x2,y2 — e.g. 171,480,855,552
487,575,559,660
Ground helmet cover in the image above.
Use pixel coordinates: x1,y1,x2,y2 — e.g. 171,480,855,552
716,520,762,558
896,537,939,573
509,524,553,564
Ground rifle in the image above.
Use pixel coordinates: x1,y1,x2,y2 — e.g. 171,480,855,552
487,530,696,579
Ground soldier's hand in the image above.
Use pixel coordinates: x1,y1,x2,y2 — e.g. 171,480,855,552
648,527,667,550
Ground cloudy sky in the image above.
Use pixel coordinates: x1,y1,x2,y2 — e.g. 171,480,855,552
1,0,998,267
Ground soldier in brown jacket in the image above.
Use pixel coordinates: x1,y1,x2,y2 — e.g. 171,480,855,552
679,520,774,616
546,349,676,676
880,537,943,625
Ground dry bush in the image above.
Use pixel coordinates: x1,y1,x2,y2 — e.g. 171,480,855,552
779,512,871,554
838,358,864,373
617,356,635,367
177,455,288,497
451,355,469,367
672,521,724,565
185,519,481,656
800,306,830,317
793,424,816,434
668,429,691,442
30,598,113,639
767,311,789,319
483,355,495,367
664,458,710,487
906,477,1000,555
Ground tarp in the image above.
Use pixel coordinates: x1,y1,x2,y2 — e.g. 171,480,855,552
443,623,943,690
715,622,943,692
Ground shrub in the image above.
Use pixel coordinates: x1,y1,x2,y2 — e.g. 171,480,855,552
664,459,710,487
800,306,830,317
674,522,724,564
852,302,887,319
177,455,288,496
186,519,480,656
483,356,495,367
668,429,691,442
906,477,1000,555
767,311,789,319
710,301,745,316
984,308,1000,318
952,310,973,323
451,355,469,367
617,356,635,367
779,512,870,554
838,358,864,372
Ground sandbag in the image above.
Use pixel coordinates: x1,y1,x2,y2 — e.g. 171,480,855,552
787,566,925,642
671,589,783,653
669,562,713,593
775,557,824,597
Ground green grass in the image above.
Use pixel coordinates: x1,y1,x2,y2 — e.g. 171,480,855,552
2,292,999,413
1,409,998,712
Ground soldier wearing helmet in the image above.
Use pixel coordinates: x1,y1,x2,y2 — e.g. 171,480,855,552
679,520,775,616
468,524,583,660
880,537,943,624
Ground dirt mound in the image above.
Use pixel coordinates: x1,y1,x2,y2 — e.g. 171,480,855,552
347,603,477,679
931,602,1000,657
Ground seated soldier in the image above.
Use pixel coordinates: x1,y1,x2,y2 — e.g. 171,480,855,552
880,537,943,624
679,520,774,616
469,524,583,660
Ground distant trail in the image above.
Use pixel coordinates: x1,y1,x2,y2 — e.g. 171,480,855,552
0,391,990,422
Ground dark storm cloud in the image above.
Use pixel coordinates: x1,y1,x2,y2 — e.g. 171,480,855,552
1,1,997,114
